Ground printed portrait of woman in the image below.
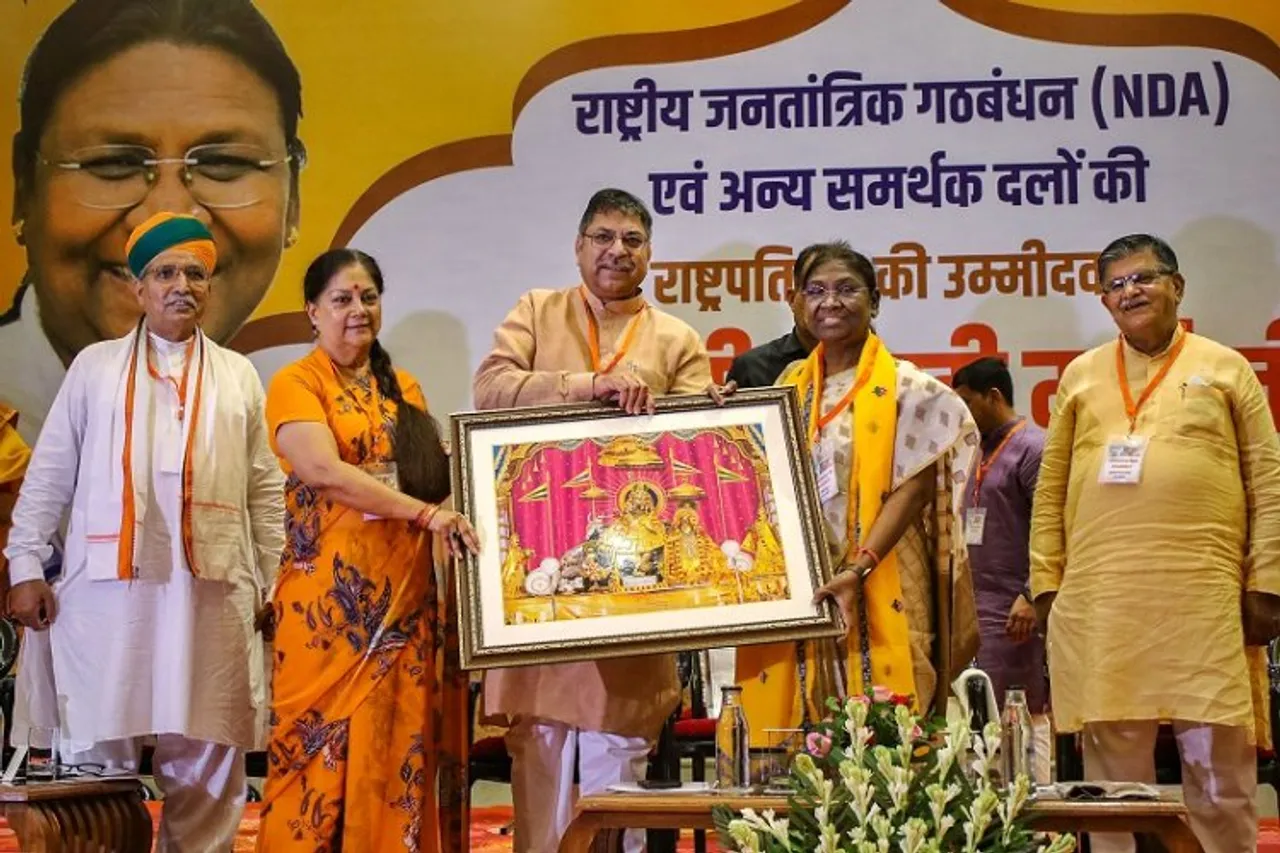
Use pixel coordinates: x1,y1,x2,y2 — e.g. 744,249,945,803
0,0,304,445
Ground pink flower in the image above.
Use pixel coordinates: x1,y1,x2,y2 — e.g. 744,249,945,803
805,732,833,758
872,685,894,704
852,695,872,706
910,725,924,741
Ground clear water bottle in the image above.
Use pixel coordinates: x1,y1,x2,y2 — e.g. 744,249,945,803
716,686,750,789
1000,686,1034,787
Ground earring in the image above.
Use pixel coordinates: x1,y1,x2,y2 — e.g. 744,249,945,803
285,226,300,248
11,220,24,243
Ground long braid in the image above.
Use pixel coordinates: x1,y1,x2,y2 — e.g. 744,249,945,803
369,340,404,404
369,340,450,503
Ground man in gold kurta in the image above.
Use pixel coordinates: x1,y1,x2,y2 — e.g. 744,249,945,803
473,188,713,853
1030,233,1280,853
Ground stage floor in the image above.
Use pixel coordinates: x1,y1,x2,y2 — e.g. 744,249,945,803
0,798,1278,851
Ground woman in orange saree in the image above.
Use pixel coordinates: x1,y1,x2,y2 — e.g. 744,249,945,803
257,249,479,853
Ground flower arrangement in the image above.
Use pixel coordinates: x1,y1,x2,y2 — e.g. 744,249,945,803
713,688,1075,853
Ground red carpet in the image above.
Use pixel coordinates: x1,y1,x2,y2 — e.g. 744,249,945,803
0,804,1272,850
0,803,721,851
1259,819,1280,852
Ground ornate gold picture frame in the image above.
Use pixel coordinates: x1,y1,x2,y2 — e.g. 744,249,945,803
449,387,840,669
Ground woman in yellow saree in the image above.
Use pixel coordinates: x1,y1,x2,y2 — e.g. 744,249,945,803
738,241,981,738
257,249,479,852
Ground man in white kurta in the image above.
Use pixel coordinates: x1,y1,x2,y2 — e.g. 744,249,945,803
4,212,284,851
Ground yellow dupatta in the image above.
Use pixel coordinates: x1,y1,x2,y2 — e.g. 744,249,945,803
0,405,31,582
0,406,30,486
737,333,917,737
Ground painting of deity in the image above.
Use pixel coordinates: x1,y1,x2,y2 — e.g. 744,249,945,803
451,388,839,668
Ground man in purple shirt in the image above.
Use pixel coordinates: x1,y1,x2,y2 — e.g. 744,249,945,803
954,356,1051,781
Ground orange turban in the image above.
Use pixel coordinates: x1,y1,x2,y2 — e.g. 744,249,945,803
125,212,217,279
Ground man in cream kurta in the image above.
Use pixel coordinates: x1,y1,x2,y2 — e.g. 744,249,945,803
1030,234,1280,853
473,189,713,853
4,214,284,851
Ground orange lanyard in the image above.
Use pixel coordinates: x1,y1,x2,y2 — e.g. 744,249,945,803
809,338,879,444
581,292,645,374
145,336,196,421
971,419,1026,505
1115,333,1186,433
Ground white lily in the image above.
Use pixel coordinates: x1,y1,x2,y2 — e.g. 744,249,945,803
1039,832,1078,853
848,724,875,763
755,809,792,851
816,822,840,853
726,819,762,853
885,764,911,814
925,784,948,830
962,788,999,853
840,762,875,823
793,753,827,795
846,698,870,729
893,704,917,761
981,721,1003,764
970,722,1003,785
944,716,971,755
872,746,897,779
998,776,1033,844
868,812,893,845
898,817,929,853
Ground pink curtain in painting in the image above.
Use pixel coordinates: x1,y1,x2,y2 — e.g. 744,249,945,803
507,430,768,565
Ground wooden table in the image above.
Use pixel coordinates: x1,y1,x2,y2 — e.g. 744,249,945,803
559,791,1204,853
0,777,153,852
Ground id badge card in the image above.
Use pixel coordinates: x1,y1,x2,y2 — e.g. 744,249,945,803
363,461,400,521
159,442,183,476
1099,435,1149,485
964,507,987,546
158,419,184,476
813,439,838,505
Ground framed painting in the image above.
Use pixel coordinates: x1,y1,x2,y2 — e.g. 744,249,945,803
449,387,840,669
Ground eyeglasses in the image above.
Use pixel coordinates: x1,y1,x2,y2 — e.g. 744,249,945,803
582,230,649,251
145,263,210,286
14,761,111,782
801,282,870,302
38,142,302,210
1103,268,1173,296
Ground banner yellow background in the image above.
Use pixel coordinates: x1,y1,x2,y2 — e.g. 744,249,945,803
1,0,1276,329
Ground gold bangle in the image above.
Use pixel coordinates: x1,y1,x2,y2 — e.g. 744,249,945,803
413,504,439,531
